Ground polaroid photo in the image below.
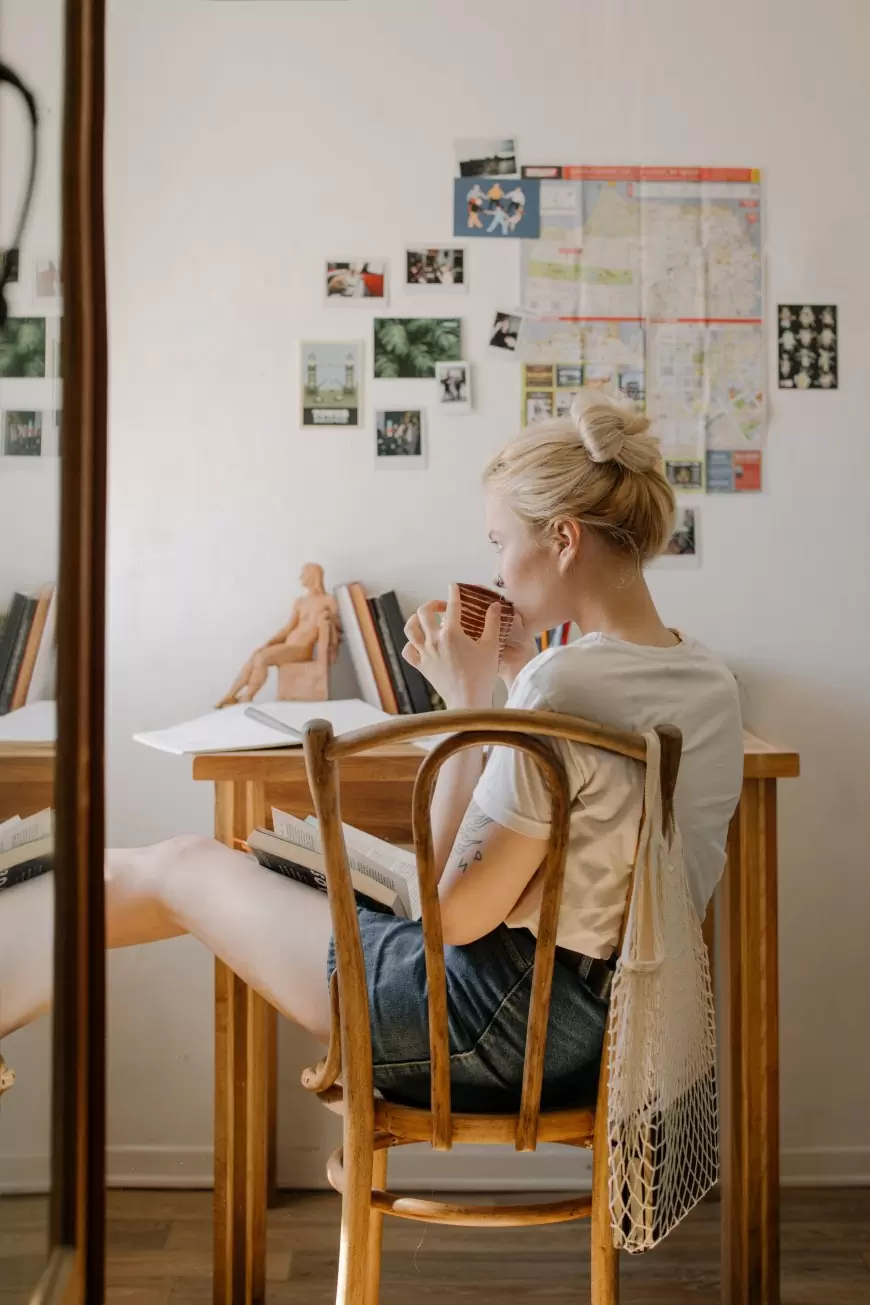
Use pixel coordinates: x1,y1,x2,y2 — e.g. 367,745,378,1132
374,318,461,378
2,410,44,457
490,310,523,354
300,340,363,427
34,258,62,302
375,409,426,468
652,507,700,568
435,361,472,415
325,260,387,305
406,247,467,293
454,136,518,178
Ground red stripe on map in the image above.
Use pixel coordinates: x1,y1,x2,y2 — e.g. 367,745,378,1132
523,165,760,183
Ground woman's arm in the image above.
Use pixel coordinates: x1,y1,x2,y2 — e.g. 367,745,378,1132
437,804,547,946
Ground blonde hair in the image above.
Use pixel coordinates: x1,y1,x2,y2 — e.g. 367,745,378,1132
484,390,675,564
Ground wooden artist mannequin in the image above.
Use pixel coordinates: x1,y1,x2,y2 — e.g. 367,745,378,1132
216,563,340,708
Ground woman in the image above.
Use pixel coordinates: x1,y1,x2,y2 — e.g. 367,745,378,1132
0,392,742,1113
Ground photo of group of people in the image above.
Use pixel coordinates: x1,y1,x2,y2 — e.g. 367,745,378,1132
406,247,466,291
376,410,424,465
454,178,540,239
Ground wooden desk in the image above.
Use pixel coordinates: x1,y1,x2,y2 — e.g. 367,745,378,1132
0,743,55,824
194,729,798,1305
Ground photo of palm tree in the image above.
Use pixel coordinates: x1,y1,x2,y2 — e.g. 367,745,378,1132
0,317,46,378
373,318,461,379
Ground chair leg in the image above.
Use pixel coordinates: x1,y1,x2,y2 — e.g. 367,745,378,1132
335,1136,374,1305
363,1146,388,1305
591,1100,619,1303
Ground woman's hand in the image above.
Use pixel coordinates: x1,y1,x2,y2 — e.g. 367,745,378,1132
498,609,538,693
403,584,503,710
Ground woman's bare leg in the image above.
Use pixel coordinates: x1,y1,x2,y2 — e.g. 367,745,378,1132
0,836,333,1041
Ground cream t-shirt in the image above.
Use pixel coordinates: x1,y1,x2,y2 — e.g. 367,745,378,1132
472,633,743,958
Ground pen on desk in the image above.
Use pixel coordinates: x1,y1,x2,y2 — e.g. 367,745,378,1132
243,706,304,740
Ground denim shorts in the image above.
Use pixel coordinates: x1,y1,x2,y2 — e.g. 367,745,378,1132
326,901,608,1113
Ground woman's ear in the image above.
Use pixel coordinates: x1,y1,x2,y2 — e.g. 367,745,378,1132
552,517,582,571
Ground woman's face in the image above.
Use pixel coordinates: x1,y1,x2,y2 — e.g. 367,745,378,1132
485,488,569,632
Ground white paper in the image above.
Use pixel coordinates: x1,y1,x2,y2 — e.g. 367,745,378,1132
133,699,395,756
0,700,57,743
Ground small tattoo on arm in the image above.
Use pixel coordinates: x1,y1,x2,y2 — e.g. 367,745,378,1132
455,802,493,874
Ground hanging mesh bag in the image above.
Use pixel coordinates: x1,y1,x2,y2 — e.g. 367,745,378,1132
606,729,719,1253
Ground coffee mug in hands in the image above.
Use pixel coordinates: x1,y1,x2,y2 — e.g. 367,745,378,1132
456,583,515,656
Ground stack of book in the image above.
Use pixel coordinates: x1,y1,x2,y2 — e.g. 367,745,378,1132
335,583,443,716
0,586,58,716
536,622,572,654
0,809,54,893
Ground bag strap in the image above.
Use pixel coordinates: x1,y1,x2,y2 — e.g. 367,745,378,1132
619,730,666,973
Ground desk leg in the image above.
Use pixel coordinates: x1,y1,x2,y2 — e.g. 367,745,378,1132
719,778,780,1305
213,780,273,1305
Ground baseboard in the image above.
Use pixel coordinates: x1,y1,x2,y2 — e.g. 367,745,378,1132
2,1143,868,1195
0,1154,50,1194
781,1145,870,1186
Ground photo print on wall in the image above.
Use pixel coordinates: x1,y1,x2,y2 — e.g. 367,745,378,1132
376,409,425,466
300,340,363,427
373,318,461,379
326,260,387,303
454,178,540,239
406,247,466,292
778,305,837,389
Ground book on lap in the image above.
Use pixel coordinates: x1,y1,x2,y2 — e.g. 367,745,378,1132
0,809,54,892
243,806,421,920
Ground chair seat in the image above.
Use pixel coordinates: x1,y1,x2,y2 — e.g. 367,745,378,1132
315,1083,596,1148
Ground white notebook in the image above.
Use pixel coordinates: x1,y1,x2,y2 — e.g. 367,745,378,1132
133,699,426,756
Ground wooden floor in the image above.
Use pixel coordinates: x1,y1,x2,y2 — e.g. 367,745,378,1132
1,1187,869,1303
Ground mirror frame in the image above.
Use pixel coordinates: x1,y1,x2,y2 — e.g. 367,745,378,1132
31,0,108,1299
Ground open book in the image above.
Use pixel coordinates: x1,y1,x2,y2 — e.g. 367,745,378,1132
245,807,421,920
0,809,54,892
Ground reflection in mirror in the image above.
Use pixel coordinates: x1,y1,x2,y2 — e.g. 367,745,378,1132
0,2,64,1299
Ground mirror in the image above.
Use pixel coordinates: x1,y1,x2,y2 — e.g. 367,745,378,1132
1,0,108,1300
0,3,64,1298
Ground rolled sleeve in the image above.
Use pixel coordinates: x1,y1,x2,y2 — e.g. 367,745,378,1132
472,669,556,841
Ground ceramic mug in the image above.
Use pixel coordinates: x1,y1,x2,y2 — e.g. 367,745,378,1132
456,583,514,654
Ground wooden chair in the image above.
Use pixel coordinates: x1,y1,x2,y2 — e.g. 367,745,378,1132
301,708,682,1305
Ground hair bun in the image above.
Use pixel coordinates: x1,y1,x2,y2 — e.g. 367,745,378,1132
569,389,658,474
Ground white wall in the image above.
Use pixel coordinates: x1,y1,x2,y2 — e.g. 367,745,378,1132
4,0,870,1192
